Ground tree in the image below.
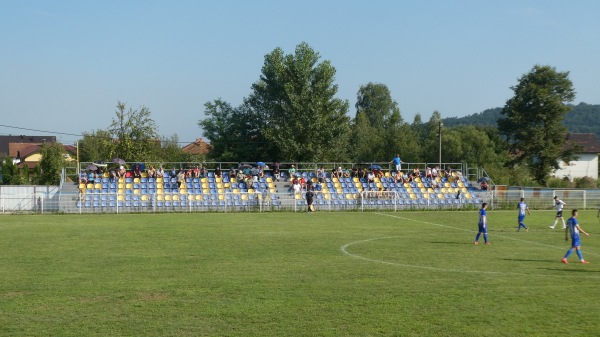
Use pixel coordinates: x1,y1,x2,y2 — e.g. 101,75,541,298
158,134,195,163
419,111,443,163
78,129,116,163
498,65,578,185
38,142,66,185
351,82,414,162
109,101,159,162
349,110,376,162
1,155,22,185
247,42,351,161
199,99,275,162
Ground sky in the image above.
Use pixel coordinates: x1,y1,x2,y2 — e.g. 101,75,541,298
1,0,599,146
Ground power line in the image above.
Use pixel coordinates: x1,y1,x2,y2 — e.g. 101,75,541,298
0,123,208,145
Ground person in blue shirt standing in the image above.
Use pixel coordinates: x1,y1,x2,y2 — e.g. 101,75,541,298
517,197,531,232
389,154,405,173
561,209,590,264
474,203,490,245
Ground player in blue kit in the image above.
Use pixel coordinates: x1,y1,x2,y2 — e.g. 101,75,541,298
474,203,490,245
517,197,531,231
561,209,590,264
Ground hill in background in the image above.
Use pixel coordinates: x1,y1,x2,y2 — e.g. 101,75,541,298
442,102,600,137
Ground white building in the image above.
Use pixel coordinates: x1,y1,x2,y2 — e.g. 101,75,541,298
553,133,600,180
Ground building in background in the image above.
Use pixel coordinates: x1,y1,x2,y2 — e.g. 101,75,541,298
553,133,600,180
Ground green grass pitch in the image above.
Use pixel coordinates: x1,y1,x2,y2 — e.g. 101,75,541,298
1,210,599,336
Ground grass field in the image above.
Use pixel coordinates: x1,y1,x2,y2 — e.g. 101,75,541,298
1,209,599,336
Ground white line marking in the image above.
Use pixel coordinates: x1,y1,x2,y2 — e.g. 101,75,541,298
339,213,600,278
375,212,599,257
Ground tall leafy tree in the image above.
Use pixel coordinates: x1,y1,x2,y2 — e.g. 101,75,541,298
419,111,443,163
1,155,22,185
109,101,159,162
351,82,413,162
349,110,376,162
199,99,275,162
38,142,66,185
248,42,350,161
498,65,578,185
158,134,195,163
78,129,116,163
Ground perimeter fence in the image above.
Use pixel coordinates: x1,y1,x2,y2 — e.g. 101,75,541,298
1,187,600,214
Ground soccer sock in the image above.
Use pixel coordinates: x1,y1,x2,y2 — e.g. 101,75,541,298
576,250,584,261
475,233,481,242
483,234,488,243
564,248,574,259
562,218,566,227
553,219,558,227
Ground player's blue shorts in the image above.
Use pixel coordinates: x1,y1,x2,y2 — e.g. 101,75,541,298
518,215,525,222
478,223,487,233
572,237,581,247
556,211,563,218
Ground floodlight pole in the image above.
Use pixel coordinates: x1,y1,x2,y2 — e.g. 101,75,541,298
438,121,443,168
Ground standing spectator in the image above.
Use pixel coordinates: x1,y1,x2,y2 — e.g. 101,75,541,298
517,197,531,232
176,169,185,189
214,166,222,178
474,203,490,245
389,154,405,172
169,167,177,179
561,209,590,264
306,187,315,212
550,196,567,229
273,166,280,182
288,165,296,178
193,165,201,178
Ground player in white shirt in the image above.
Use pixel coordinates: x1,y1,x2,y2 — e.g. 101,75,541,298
549,196,567,229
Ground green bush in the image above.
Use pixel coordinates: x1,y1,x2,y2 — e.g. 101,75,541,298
547,177,573,188
574,176,597,189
